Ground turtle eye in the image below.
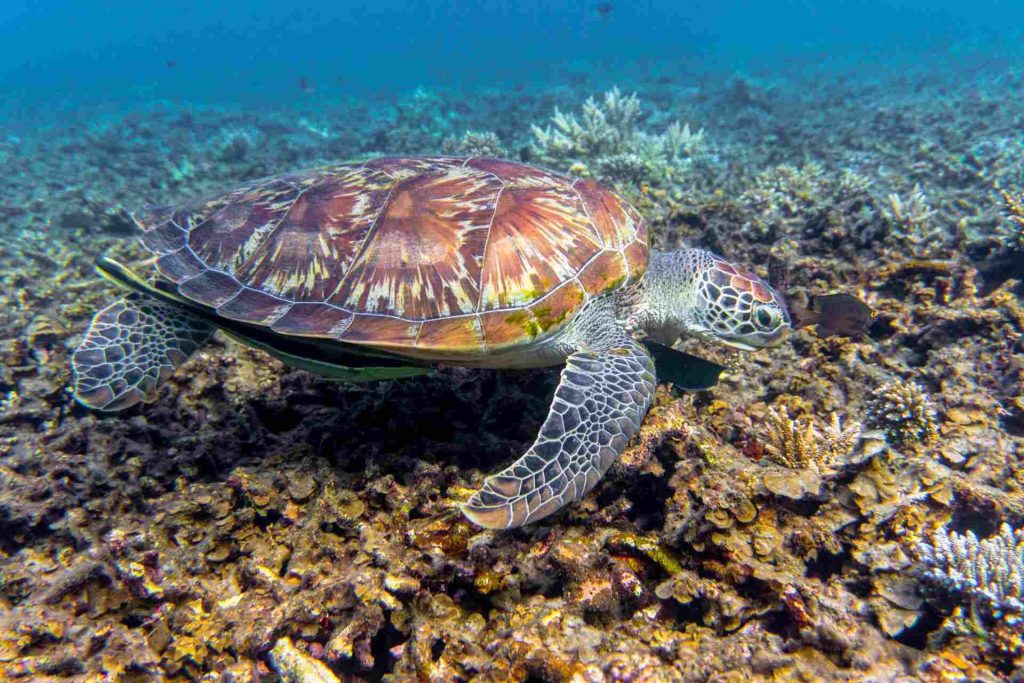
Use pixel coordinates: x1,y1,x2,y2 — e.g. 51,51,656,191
755,307,775,329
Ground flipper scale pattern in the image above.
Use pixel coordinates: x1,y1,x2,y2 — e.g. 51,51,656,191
463,333,655,528
72,294,214,410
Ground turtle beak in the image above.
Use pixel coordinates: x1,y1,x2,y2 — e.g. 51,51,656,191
763,325,790,348
722,325,789,352
721,338,759,352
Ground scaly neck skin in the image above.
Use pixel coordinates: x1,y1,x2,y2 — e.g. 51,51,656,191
623,248,710,345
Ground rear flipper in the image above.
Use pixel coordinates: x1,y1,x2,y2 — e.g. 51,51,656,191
72,293,214,410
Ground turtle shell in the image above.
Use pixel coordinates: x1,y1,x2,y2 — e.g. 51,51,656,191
135,156,648,358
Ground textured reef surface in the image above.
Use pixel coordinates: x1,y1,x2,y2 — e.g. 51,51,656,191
0,65,1022,681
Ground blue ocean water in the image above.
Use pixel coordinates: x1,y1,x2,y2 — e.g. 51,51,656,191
2,0,1022,114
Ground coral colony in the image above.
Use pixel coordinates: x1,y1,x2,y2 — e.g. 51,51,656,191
918,523,1024,626
1,68,1023,681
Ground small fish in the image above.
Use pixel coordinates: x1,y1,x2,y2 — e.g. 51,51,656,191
298,76,315,94
789,291,873,339
165,60,176,69
595,3,615,19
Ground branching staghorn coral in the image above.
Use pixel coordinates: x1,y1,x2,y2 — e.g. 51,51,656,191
530,87,705,189
762,407,861,469
994,183,1024,250
662,120,707,158
882,184,946,253
917,523,1024,625
883,184,937,230
742,162,827,216
532,87,641,159
837,169,873,197
996,183,1024,228
864,380,938,449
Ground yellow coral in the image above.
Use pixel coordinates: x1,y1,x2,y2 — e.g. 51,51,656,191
762,406,861,469
997,184,1024,228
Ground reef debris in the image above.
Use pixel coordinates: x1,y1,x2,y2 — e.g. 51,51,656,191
269,636,341,683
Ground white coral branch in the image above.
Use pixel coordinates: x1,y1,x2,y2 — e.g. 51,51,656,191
918,523,1024,624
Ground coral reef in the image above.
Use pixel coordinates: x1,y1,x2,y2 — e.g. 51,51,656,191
0,59,1022,680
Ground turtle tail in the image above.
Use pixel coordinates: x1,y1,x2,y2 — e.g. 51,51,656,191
72,293,214,410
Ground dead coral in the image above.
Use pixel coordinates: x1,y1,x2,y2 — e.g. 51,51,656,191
269,636,340,683
864,380,939,449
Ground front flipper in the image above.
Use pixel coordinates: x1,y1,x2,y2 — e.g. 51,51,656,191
463,337,656,529
72,293,214,410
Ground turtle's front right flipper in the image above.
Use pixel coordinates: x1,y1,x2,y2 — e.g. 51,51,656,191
72,293,214,410
462,336,657,529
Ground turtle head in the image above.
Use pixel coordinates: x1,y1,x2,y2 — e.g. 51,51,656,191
640,249,790,351
690,251,790,351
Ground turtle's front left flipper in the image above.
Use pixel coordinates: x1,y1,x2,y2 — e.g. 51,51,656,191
463,336,656,529
72,293,214,411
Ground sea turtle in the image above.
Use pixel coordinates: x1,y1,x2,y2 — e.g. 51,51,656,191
71,156,790,528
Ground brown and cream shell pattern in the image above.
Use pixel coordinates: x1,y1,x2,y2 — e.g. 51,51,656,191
135,157,648,358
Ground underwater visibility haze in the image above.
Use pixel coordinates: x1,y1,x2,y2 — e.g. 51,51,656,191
1,1,1023,680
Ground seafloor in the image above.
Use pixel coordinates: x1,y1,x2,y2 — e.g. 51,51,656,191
0,62,1022,682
